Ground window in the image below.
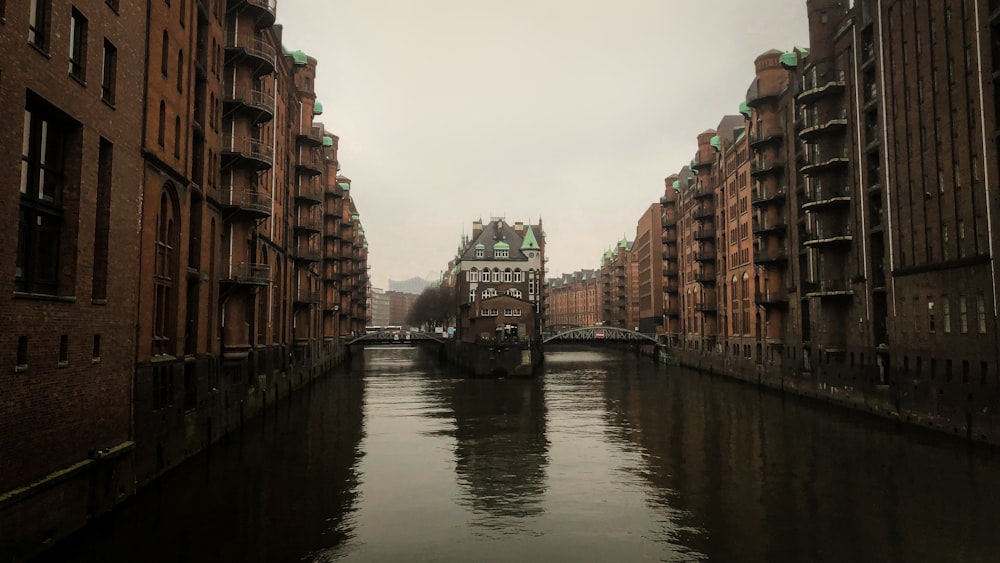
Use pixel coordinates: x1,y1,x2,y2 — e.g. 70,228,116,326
153,188,178,356
978,294,987,333
17,336,28,371
960,295,968,333
482,288,497,299
157,101,165,145
92,139,112,301
927,298,935,332
475,247,484,258
494,249,509,258
58,334,68,366
514,270,523,282
913,297,920,332
481,270,490,282
29,0,49,50
176,50,184,91
503,270,512,282
173,116,181,157
69,9,87,80
529,279,536,295
468,289,475,303
468,270,478,283
943,297,951,333
506,288,522,299
161,31,169,76
92,334,101,362
18,101,76,295
101,39,116,104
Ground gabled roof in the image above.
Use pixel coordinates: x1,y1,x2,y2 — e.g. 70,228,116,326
460,219,534,262
521,226,541,250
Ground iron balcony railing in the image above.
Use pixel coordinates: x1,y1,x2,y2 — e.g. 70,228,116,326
221,135,274,167
224,262,270,285
224,32,277,70
218,185,272,216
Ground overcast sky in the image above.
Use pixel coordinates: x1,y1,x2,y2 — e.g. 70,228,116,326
275,1,809,288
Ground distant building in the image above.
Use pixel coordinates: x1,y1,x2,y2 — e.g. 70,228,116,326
387,291,420,326
370,287,390,327
389,276,437,295
635,205,665,334
453,218,546,342
547,270,601,328
599,238,638,329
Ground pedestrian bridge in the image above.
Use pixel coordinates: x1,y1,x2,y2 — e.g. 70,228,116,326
346,331,446,346
542,326,659,345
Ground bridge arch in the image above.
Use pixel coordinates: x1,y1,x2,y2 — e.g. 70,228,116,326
542,326,659,344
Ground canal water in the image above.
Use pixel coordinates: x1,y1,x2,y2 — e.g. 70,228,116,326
38,347,1000,562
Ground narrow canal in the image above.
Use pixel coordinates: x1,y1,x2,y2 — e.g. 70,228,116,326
38,347,1000,562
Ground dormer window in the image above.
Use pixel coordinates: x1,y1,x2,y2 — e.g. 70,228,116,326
475,243,485,258
495,249,509,258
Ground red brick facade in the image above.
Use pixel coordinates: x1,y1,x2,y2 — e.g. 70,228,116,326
0,1,369,558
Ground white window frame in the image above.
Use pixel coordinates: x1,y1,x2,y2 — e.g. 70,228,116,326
503,270,512,282
469,270,479,283
514,270,523,282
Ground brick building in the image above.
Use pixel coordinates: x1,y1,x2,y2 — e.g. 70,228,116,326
1,1,369,558
599,238,638,329
452,218,546,343
635,204,665,334
661,0,1000,442
547,269,601,328
0,1,147,557
386,290,419,327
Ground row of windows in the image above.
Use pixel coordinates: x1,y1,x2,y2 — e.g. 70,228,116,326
475,248,510,259
902,293,988,335
469,288,525,302
468,269,524,283
480,309,523,317
14,334,102,372
61,6,119,104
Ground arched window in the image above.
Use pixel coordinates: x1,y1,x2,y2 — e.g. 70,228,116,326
158,101,166,146
161,31,169,76
174,116,181,157
176,50,184,91
153,186,179,356
482,288,497,299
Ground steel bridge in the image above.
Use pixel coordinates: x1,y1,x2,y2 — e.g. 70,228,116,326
542,326,659,345
345,331,446,346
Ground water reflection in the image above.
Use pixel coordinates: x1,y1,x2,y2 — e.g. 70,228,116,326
424,375,549,530
600,360,1000,563
37,373,365,563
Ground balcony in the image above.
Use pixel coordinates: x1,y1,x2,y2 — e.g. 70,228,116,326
693,225,715,240
803,231,853,247
752,216,787,234
749,131,784,149
663,215,678,228
218,185,272,218
693,204,714,220
231,0,277,27
691,153,715,172
747,85,781,107
755,289,789,307
298,125,324,146
664,279,679,294
663,264,679,277
804,279,854,298
800,149,849,175
694,272,716,284
296,182,323,204
802,186,851,211
294,216,322,234
694,247,716,262
296,150,325,176
221,135,273,170
797,71,846,103
292,243,321,262
750,157,785,178
695,300,718,313
692,183,715,200
664,304,680,317
222,88,274,124
294,288,321,304
751,186,787,207
224,33,276,76
799,110,849,141
221,262,270,285
753,247,788,264
662,228,677,244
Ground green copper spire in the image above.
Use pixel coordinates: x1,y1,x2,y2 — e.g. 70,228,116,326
521,227,541,250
